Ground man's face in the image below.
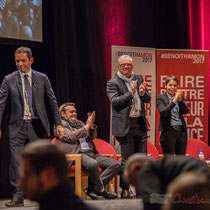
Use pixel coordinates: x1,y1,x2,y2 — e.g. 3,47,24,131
15,53,33,74
166,80,178,97
18,159,44,201
118,57,133,78
61,105,77,122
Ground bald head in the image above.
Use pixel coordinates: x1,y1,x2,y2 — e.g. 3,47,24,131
124,153,151,189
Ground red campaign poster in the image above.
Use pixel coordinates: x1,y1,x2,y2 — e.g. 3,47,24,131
156,49,209,149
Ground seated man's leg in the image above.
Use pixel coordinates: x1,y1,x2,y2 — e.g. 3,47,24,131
95,154,120,186
82,153,118,199
81,153,103,193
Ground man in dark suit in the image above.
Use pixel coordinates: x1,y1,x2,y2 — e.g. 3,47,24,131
106,55,151,198
0,46,64,207
124,153,210,210
18,140,95,210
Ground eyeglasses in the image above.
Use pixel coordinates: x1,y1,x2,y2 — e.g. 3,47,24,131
119,63,132,67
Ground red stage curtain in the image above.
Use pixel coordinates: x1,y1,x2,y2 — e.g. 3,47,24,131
100,0,131,80
188,0,210,112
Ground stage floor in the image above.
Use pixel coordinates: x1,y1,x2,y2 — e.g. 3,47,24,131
0,198,143,210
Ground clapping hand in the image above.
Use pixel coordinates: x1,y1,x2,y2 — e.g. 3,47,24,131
85,111,96,130
173,90,183,103
139,81,148,95
131,80,138,95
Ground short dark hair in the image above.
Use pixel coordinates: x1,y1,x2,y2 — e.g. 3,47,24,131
59,102,76,113
165,75,178,86
15,46,32,59
20,140,68,181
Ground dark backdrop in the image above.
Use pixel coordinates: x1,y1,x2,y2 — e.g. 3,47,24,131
0,0,207,197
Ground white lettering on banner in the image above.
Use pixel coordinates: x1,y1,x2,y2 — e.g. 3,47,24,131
179,76,204,88
185,117,203,127
185,101,204,116
187,128,204,139
160,75,168,88
160,75,205,88
160,89,165,94
160,53,205,64
181,90,204,99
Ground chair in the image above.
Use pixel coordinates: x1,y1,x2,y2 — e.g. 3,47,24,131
52,138,88,198
186,138,210,161
52,138,119,197
147,141,160,160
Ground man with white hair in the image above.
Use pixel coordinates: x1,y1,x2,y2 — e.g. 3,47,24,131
107,55,151,198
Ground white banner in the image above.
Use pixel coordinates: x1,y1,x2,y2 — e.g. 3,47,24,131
111,45,156,146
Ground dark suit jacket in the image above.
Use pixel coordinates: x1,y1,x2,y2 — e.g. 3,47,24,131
106,74,151,137
0,70,61,138
156,92,189,132
138,156,210,201
39,181,94,210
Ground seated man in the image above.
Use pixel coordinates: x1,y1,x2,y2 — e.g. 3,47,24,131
18,140,96,210
124,153,210,210
54,102,120,199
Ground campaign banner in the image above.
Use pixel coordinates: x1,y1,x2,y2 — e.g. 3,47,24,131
156,49,209,145
111,45,156,145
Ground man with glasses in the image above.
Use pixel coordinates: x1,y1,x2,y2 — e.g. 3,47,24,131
106,55,151,198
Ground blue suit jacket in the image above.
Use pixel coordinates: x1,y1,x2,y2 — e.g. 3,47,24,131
106,74,151,137
0,69,61,138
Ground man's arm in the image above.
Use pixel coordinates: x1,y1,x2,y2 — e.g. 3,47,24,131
139,88,151,103
0,77,9,139
106,80,133,109
87,111,97,139
54,121,88,143
137,77,151,103
156,95,175,118
176,91,189,115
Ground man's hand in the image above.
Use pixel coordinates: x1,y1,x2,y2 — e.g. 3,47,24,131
85,111,96,130
173,90,183,103
131,80,138,95
177,90,183,102
139,81,148,95
56,125,64,139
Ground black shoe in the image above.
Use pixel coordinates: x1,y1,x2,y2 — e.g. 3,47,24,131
121,190,134,199
84,188,100,200
5,196,24,207
95,189,117,199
